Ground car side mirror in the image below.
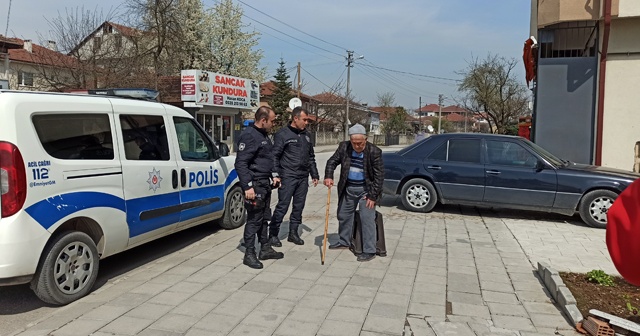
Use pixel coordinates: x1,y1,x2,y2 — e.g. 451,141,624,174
218,142,230,157
536,160,545,171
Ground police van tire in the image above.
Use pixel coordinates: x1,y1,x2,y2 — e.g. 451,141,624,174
31,231,99,305
219,186,246,230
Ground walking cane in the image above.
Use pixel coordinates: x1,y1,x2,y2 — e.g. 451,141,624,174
322,187,331,265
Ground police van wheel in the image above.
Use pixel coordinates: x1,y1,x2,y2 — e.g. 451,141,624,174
219,186,246,230
31,231,99,305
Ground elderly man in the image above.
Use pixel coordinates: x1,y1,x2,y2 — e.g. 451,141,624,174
323,124,384,262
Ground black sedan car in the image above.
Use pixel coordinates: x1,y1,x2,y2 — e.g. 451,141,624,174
382,133,640,228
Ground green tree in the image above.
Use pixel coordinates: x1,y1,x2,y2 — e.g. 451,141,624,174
382,107,409,135
457,54,530,134
270,59,294,129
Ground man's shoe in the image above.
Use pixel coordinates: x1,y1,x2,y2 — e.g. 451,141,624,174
259,245,284,260
268,235,282,247
357,253,376,262
287,231,304,245
243,248,263,269
328,243,349,250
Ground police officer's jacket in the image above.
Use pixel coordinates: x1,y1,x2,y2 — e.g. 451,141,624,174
273,125,320,180
234,125,276,191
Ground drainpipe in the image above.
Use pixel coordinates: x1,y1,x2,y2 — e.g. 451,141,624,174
595,0,612,166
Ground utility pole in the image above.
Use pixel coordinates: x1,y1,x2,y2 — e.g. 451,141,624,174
419,96,422,132
297,62,301,98
438,94,444,134
344,50,354,141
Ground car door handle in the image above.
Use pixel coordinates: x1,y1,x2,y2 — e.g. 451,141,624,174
486,170,501,175
172,170,178,189
180,169,186,187
427,165,442,170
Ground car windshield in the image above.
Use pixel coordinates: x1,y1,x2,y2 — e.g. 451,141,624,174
522,139,565,167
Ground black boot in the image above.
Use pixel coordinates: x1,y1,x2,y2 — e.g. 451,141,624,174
287,230,304,245
243,248,263,269
259,244,284,260
268,235,282,247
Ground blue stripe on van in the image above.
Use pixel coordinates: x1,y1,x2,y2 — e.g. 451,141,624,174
25,192,126,230
25,169,240,236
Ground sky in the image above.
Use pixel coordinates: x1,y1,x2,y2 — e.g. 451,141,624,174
1,0,532,110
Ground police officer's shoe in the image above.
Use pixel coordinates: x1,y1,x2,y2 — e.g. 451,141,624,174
259,245,284,260
268,235,282,247
243,248,263,269
287,231,304,245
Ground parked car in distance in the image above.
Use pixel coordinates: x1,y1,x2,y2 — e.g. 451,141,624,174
382,133,640,228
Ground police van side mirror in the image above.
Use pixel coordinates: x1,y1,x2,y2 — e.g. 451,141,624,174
218,142,230,157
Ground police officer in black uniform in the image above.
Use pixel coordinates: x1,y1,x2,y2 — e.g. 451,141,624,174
234,106,284,269
269,107,319,246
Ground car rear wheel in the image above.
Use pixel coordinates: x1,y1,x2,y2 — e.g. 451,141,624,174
31,231,99,305
218,185,246,230
400,178,438,213
578,189,617,229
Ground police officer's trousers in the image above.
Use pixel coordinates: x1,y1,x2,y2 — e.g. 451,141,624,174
243,178,272,250
270,176,309,236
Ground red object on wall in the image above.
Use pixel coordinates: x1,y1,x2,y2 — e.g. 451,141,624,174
523,38,538,88
518,116,532,140
607,178,640,286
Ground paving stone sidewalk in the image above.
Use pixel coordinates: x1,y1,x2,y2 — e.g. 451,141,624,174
10,152,587,336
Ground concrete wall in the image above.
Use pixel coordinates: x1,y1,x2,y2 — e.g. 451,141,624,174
618,0,640,18
601,17,640,170
534,57,597,164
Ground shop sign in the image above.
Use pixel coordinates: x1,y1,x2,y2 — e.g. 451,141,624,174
181,69,259,109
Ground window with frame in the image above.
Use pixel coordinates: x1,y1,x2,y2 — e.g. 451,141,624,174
173,117,218,162
428,142,447,161
93,36,102,51
447,139,481,164
32,114,114,160
119,115,170,161
19,71,34,86
486,140,537,168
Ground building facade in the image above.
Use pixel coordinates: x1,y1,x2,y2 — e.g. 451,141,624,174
531,0,640,170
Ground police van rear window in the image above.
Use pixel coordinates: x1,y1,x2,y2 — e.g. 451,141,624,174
32,114,115,160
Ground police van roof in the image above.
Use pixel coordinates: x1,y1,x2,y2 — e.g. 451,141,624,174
0,88,160,102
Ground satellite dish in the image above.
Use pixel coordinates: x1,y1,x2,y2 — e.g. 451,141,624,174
288,97,302,110
427,125,434,133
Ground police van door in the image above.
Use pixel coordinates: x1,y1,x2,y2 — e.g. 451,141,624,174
168,115,224,228
112,101,181,246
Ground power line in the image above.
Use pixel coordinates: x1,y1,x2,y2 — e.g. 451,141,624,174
301,67,334,91
253,26,343,62
209,0,344,58
359,63,460,82
236,0,348,52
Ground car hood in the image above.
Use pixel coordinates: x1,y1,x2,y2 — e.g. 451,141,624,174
564,162,640,180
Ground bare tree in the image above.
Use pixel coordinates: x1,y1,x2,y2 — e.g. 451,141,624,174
376,91,395,108
457,54,530,134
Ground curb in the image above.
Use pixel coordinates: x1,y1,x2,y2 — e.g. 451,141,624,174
536,262,583,327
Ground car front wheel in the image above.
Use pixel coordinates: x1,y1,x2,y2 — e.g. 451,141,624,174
31,231,99,305
400,178,438,213
578,189,617,229
218,186,246,230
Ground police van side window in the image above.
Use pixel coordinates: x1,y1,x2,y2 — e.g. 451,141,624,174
119,115,170,161
173,117,219,162
32,114,114,160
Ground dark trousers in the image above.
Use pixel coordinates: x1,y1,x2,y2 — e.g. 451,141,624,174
243,178,272,250
336,184,377,254
270,176,309,236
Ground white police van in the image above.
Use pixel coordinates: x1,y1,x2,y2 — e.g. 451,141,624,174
0,90,246,305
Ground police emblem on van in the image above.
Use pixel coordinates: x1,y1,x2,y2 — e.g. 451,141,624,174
147,168,163,192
